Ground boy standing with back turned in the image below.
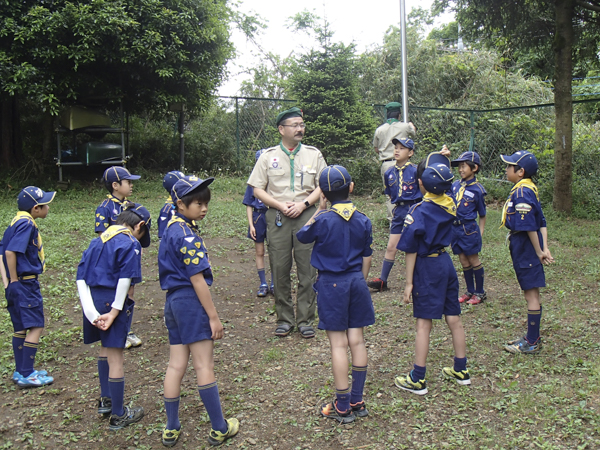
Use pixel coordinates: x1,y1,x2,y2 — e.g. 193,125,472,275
297,165,375,423
394,153,470,395
500,151,553,354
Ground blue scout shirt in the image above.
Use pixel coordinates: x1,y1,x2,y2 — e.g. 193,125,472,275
451,177,487,221
1,212,45,276
397,193,457,257
502,179,547,268
76,226,142,288
158,198,175,239
296,201,373,273
158,212,213,291
242,185,267,211
95,195,128,233
384,162,421,204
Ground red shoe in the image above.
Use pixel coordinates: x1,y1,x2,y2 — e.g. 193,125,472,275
458,292,473,303
367,278,388,292
467,292,486,305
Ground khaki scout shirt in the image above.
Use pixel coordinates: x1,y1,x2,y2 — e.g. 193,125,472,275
372,121,416,162
247,144,326,203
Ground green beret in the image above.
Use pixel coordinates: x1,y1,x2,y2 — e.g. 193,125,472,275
385,102,402,112
276,107,303,126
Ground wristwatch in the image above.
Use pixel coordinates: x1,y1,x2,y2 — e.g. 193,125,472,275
304,200,310,208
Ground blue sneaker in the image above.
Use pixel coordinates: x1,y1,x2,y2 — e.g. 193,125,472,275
257,284,269,297
12,372,23,384
269,284,275,295
17,370,54,389
504,336,542,354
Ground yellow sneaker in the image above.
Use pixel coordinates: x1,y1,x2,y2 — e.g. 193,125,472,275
207,418,239,446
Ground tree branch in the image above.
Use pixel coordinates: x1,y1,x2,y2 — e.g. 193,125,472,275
576,0,600,13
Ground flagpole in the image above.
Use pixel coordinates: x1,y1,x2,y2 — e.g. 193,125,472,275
400,0,409,122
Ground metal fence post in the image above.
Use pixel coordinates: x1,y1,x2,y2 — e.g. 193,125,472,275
469,110,475,152
236,96,240,170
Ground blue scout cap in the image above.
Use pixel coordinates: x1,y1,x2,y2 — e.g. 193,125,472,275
319,165,352,192
385,102,402,112
451,151,481,167
276,107,303,126
126,203,152,248
391,137,414,150
103,166,141,184
163,171,185,193
17,186,56,211
421,152,454,194
500,150,538,176
171,176,215,204
255,149,266,161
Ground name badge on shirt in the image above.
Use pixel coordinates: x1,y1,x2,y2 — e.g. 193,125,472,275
464,191,474,199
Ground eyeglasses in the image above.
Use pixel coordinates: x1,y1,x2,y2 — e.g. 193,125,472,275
280,123,306,129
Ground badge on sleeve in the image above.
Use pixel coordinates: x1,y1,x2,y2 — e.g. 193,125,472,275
404,214,414,225
515,203,532,213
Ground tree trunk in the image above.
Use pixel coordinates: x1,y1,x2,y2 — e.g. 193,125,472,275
42,111,54,161
553,0,574,213
0,96,20,169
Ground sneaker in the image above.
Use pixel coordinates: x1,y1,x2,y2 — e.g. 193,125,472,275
367,278,388,292
162,427,182,447
109,405,144,430
126,332,142,348
458,292,473,303
17,370,54,389
467,292,486,305
207,417,239,446
350,401,369,418
98,397,112,415
504,336,542,354
269,284,275,295
320,400,355,424
394,373,428,395
257,284,268,297
442,367,471,385
12,371,23,384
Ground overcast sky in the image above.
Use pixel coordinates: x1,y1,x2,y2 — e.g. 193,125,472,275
218,0,454,96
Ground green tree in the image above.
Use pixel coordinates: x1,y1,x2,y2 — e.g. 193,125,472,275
432,0,600,212
287,13,376,163
0,0,234,167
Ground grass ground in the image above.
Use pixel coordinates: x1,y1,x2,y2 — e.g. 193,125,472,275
0,175,599,449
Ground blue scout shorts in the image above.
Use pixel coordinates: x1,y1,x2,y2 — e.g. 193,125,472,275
164,287,212,345
509,236,546,291
314,271,375,331
83,287,134,348
412,252,460,319
390,202,416,234
5,279,45,331
451,220,482,256
247,209,267,243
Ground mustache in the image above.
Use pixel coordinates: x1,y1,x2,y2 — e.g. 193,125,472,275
294,131,304,137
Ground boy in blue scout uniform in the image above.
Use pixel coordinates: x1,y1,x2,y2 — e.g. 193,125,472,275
243,150,273,297
394,153,470,395
158,176,239,448
77,204,151,430
95,166,143,349
158,171,186,240
1,186,56,388
297,165,375,424
500,151,554,354
367,137,421,292
450,151,488,305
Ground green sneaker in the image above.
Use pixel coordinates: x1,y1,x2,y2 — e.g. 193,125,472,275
162,426,182,447
207,418,239,446
442,367,471,385
394,373,428,395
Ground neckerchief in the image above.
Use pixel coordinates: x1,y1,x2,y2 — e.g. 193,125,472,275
100,225,133,244
500,179,538,228
330,202,357,222
386,118,399,124
107,194,127,206
423,192,456,216
167,214,198,232
394,161,411,187
11,211,45,272
279,142,302,191
455,177,477,203
165,196,173,204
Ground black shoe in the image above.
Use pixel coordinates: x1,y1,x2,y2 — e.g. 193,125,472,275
367,278,388,292
109,405,144,430
98,397,112,415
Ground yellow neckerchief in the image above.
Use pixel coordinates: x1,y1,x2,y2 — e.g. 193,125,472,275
279,142,302,191
423,192,456,216
100,225,133,244
165,196,173,204
330,202,357,222
394,161,411,186
500,178,538,228
167,215,198,231
107,194,127,206
455,177,477,203
11,211,45,272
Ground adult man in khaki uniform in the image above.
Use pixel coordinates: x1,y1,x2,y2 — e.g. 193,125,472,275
248,107,327,338
373,102,416,221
